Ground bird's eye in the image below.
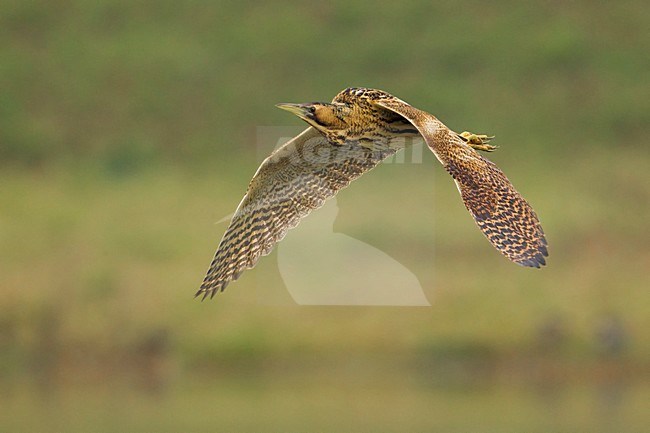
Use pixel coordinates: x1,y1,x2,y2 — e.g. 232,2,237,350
308,106,316,114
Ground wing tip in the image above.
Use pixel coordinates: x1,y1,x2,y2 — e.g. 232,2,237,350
515,242,549,269
196,265,246,300
195,280,229,301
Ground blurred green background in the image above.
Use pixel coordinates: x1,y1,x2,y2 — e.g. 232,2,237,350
1,0,649,431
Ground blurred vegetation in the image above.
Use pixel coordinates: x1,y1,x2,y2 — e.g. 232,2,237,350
2,0,648,166
1,0,649,431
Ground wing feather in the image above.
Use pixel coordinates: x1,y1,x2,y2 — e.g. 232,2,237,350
198,127,398,299
374,99,548,268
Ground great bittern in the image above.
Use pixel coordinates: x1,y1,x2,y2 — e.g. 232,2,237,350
197,87,547,299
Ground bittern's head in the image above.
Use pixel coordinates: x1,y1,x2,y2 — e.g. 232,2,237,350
275,102,350,141
276,88,416,145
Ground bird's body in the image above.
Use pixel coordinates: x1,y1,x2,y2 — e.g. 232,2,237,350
197,88,547,299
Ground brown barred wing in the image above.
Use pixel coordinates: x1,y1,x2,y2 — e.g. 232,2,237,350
197,127,398,299
373,99,548,268
446,155,548,267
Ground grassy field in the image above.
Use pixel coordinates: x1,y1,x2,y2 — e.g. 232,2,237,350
1,0,649,431
1,147,648,368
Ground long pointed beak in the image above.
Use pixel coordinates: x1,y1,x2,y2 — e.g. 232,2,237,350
275,103,310,118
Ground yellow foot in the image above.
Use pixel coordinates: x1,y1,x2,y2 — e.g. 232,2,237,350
459,131,498,152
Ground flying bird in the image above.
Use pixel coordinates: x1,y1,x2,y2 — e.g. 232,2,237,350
197,88,547,299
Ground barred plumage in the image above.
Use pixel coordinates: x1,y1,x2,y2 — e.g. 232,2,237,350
374,96,548,268
198,127,400,299
197,87,547,299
